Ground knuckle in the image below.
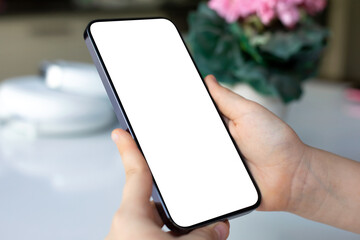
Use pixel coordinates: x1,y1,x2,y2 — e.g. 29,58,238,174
112,209,123,222
125,166,149,178
112,208,127,227
125,168,138,178
195,228,218,240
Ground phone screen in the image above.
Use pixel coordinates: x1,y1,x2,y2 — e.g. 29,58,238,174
89,19,259,228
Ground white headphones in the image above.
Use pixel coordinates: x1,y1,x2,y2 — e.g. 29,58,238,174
0,62,116,137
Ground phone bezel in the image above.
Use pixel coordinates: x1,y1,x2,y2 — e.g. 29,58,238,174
84,17,261,233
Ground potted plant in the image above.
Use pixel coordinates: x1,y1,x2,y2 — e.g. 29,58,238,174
187,0,328,117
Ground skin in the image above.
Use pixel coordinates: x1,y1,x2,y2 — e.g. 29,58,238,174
107,75,360,240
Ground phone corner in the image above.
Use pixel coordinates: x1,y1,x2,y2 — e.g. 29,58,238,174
83,28,89,40
163,217,193,234
157,17,174,24
84,19,104,40
255,193,262,210
156,17,178,30
151,183,193,234
252,185,262,210
83,21,95,40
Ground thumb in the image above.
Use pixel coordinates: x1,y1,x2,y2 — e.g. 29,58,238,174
204,75,250,120
182,221,230,240
111,128,152,207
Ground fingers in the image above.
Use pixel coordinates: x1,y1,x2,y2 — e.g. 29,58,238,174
181,221,230,240
112,128,153,208
205,75,249,120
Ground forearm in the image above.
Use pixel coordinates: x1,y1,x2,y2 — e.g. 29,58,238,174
288,146,360,233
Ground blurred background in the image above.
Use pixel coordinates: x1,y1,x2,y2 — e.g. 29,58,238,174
0,0,194,80
0,0,359,83
0,0,359,239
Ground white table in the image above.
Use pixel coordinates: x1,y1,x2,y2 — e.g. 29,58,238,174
0,81,359,239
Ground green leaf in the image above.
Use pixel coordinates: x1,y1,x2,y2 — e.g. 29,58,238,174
228,23,264,64
233,63,276,96
260,32,304,61
259,17,328,61
268,73,303,103
187,3,246,84
186,3,328,103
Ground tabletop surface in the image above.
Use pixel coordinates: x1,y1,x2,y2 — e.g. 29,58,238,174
0,81,359,239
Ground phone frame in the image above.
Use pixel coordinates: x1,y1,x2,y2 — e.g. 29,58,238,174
84,17,261,233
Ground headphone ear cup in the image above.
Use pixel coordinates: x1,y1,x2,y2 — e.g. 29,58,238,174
43,61,107,98
0,76,115,137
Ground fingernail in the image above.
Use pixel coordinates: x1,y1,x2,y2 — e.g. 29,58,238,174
111,131,120,142
208,75,218,84
214,223,227,240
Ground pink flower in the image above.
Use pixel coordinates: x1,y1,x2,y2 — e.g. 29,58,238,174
236,0,258,18
208,0,258,23
303,0,327,15
209,0,241,23
257,0,277,25
284,0,304,5
208,0,327,27
276,0,300,28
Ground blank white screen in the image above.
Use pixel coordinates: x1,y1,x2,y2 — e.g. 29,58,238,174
90,19,259,227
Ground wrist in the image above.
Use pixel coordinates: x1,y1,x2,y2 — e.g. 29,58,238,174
255,140,312,213
285,145,329,219
285,144,314,214
284,146,360,233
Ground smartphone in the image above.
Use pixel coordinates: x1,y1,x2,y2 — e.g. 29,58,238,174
84,18,261,233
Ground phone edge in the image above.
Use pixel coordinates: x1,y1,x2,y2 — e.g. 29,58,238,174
84,21,192,233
